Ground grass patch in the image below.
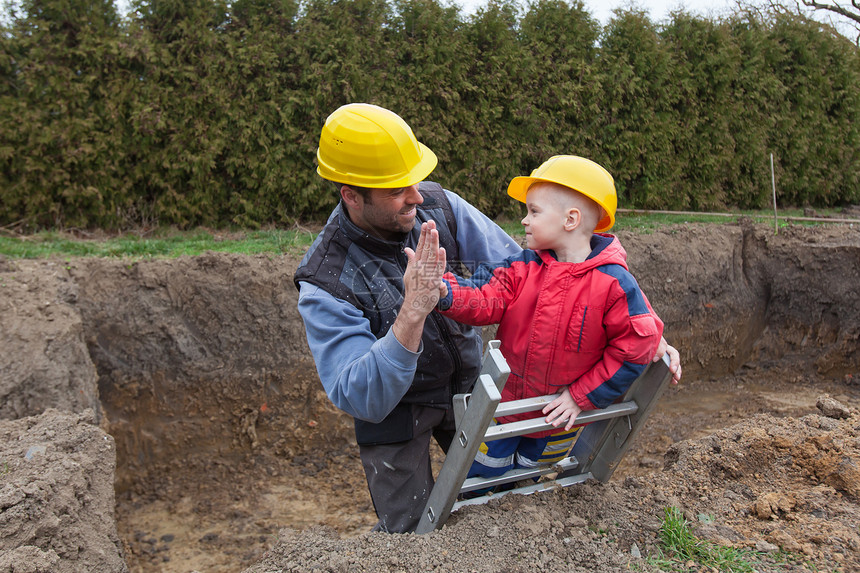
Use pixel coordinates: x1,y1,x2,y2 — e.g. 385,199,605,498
648,507,807,573
0,208,851,260
0,227,319,260
498,207,850,236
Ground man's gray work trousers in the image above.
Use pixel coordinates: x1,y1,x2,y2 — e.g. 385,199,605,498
359,404,456,533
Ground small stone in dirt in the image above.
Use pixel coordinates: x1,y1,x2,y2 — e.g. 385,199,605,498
201,533,219,543
161,534,175,542
24,445,46,460
695,523,745,545
817,395,851,419
568,514,587,527
756,540,779,553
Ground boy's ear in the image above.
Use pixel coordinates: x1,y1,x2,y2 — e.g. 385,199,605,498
564,208,581,231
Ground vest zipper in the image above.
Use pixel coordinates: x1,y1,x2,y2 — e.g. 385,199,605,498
429,312,462,397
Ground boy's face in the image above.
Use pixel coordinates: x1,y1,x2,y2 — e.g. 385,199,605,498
521,183,571,251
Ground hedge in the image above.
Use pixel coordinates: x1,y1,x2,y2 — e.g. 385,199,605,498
1,0,858,230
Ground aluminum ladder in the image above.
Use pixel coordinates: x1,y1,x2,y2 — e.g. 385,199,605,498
415,340,673,534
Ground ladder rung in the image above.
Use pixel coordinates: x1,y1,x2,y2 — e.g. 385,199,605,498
459,456,579,493
484,400,639,442
453,472,595,510
493,394,557,416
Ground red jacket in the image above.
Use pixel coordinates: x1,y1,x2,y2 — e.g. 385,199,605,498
438,234,663,435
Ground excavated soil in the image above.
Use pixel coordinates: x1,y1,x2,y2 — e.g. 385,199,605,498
1,221,859,573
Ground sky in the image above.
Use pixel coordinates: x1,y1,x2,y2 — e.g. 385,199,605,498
109,0,734,23
457,0,735,24
453,0,854,38
107,0,853,36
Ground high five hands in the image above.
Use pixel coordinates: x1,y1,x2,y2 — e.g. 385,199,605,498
403,221,448,317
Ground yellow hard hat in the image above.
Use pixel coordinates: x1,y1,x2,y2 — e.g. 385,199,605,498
316,103,438,188
507,155,617,232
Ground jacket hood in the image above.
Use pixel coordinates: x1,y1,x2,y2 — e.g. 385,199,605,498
537,233,628,276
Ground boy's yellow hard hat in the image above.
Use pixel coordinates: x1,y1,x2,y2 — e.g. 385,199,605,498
316,103,438,188
507,155,618,232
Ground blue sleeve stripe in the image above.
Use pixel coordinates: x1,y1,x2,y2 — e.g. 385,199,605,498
463,250,542,288
596,264,650,316
438,278,454,310
587,361,648,408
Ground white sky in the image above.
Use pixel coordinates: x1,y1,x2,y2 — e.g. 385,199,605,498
111,0,733,23
81,0,854,43
454,0,855,38
109,0,853,36
456,0,735,23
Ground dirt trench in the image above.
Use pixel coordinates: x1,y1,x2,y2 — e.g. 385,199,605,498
1,221,859,573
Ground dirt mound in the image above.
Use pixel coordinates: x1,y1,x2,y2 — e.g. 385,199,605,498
1,221,859,572
247,399,860,573
0,409,127,573
0,258,100,420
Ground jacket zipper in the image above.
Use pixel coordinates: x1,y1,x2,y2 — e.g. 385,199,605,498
430,312,463,399
577,306,588,352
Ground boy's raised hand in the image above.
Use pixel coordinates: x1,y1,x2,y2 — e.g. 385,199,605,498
403,221,448,316
542,386,582,431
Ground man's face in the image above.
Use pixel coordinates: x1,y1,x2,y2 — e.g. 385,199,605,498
349,184,424,240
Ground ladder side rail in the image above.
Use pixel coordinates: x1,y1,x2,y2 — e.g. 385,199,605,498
482,340,509,392
453,340,509,429
416,341,511,534
566,355,673,482
414,373,501,534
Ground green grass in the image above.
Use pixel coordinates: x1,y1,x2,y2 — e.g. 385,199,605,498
496,206,850,236
0,208,851,260
0,227,319,260
614,206,851,233
648,507,809,573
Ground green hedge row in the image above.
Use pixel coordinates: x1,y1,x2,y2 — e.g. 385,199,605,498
1,0,858,230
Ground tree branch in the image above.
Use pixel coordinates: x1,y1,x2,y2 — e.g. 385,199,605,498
800,0,860,24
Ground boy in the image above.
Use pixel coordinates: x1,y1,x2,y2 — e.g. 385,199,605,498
433,155,665,478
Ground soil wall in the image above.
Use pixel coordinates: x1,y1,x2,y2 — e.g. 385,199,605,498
65,223,859,500
1,222,859,572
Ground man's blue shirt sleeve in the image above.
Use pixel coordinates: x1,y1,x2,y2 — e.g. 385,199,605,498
297,281,421,423
445,189,522,270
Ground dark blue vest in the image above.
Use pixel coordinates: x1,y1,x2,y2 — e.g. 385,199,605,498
294,183,482,444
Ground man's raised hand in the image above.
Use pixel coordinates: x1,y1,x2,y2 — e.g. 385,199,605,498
403,221,447,316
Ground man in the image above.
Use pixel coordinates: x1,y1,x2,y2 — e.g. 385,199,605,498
294,103,681,533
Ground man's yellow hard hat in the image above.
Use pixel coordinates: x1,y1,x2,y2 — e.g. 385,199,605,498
507,155,618,232
316,103,438,189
